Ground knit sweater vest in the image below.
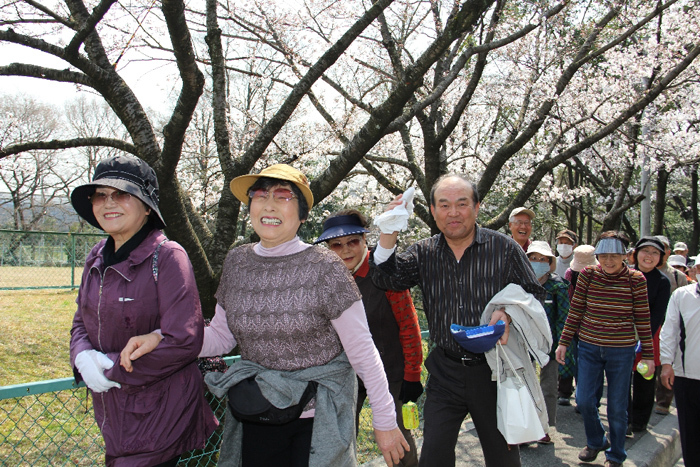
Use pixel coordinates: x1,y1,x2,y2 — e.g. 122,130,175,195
216,244,361,371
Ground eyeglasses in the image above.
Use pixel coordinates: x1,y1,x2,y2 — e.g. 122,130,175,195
249,188,297,203
512,221,532,227
328,238,362,251
638,248,661,257
90,190,132,206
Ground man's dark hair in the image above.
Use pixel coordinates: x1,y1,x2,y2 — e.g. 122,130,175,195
429,174,480,207
247,177,310,221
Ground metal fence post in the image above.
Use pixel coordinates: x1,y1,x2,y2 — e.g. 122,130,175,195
0,229,105,290
71,233,76,290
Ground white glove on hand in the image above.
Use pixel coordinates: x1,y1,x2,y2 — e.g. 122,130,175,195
373,187,415,234
75,349,121,393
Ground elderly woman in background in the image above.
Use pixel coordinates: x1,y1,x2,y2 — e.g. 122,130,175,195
628,237,671,433
526,240,570,444
69,154,218,466
315,209,423,467
555,231,654,467
123,164,408,466
557,245,598,405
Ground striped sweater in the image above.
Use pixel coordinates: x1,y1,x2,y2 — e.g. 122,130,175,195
559,264,654,359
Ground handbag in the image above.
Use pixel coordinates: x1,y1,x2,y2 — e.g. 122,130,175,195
495,343,545,444
228,376,318,425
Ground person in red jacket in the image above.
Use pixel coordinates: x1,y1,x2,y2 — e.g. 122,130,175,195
316,209,423,467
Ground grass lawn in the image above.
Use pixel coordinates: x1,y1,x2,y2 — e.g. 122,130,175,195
0,289,103,466
0,266,83,289
1,289,77,386
1,288,428,465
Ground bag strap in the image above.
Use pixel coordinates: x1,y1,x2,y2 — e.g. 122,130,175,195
496,343,526,387
152,239,168,283
497,343,540,408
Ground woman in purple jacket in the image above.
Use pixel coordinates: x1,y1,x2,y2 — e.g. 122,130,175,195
69,155,218,467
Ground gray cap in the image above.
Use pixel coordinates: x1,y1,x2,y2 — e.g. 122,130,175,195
509,207,535,220
674,242,688,252
655,235,670,248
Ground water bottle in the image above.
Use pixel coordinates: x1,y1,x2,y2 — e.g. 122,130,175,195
637,362,653,380
402,402,420,429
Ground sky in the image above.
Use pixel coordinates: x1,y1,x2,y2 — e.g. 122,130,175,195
1,43,176,111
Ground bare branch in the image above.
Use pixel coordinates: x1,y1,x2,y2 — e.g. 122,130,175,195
20,0,74,27
65,0,119,57
0,137,138,159
0,61,93,87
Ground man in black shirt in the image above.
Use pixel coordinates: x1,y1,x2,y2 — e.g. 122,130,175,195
371,174,545,467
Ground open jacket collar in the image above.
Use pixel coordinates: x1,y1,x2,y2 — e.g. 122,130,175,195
87,229,166,280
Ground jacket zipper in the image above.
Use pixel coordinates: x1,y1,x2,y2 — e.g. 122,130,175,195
97,278,104,352
92,264,128,435
93,265,129,352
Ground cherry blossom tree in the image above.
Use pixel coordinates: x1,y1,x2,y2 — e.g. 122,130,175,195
1,0,699,310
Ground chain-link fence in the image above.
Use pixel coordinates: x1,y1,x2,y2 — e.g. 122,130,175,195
0,373,228,466
0,230,105,291
1,352,428,466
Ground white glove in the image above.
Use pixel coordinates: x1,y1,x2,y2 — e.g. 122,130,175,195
75,349,121,393
373,187,415,233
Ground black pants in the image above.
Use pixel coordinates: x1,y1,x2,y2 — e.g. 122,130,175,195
152,456,180,467
241,417,314,466
558,375,575,398
418,348,520,467
674,376,700,466
356,379,419,467
655,368,675,409
628,370,656,429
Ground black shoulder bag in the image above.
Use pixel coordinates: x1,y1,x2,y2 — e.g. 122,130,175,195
227,377,318,425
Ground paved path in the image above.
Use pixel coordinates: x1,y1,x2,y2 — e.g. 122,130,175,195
364,388,682,466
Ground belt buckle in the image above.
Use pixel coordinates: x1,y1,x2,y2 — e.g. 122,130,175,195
460,356,475,366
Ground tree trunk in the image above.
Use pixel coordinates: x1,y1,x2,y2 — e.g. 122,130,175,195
653,168,670,236
691,165,699,255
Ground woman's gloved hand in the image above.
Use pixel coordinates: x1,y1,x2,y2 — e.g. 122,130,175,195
399,380,424,403
75,349,121,393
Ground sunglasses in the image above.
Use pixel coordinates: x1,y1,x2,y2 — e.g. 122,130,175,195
249,188,297,203
90,190,133,206
328,238,362,251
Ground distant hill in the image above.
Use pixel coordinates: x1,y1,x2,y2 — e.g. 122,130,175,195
0,192,85,232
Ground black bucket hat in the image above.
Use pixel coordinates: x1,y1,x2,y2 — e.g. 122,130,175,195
70,154,166,230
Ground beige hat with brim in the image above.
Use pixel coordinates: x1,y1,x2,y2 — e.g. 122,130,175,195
571,245,598,272
526,240,557,274
230,164,314,208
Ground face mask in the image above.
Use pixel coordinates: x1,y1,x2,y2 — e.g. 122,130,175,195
530,261,550,279
557,244,573,258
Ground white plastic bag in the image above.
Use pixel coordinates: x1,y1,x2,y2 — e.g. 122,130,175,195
495,343,545,444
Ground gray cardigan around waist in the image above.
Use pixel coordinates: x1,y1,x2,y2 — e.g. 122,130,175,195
205,351,358,466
